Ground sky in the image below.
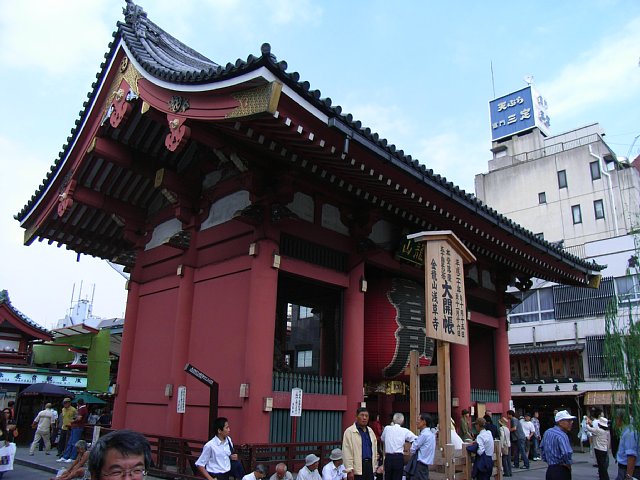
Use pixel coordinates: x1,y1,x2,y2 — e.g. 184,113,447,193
0,0,639,330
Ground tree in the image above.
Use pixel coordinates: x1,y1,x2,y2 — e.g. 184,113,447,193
604,240,640,434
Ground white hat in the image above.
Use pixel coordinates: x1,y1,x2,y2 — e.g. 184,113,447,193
305,454,320,467
329,449,342,461
598,417,609,428
555,410,576,422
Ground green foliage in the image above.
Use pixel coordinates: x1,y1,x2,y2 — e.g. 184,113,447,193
604,259,640,435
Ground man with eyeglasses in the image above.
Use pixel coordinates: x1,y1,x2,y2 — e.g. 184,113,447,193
540,410,576,480
88,430,151,479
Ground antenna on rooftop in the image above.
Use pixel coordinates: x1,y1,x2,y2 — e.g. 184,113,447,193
69,283,75,315
90,284,96,314
490,61,496,98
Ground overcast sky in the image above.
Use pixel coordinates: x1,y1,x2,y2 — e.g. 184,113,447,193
1,0,639,329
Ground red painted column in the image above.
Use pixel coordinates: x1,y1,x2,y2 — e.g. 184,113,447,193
450,342,471,423
164,244,197,437
494,315,511,414
238,238,279,443
112,272,141,429
342,262,365,431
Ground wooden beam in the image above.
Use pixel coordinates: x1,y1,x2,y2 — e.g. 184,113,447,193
437,340,452,448
409,350,420,435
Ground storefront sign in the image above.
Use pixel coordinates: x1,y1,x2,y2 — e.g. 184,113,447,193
0,370,87,388
489,85,551,141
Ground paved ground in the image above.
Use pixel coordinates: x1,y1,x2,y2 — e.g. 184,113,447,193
504,451,619,479
13,445,620,479
13,444,164,479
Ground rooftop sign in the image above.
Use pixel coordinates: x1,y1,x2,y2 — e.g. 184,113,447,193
489,85,550,141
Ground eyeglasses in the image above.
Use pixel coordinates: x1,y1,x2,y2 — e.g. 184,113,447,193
100,468,147,478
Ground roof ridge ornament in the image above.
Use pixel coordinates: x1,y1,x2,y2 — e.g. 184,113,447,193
124,1,147,31
261,43,277,63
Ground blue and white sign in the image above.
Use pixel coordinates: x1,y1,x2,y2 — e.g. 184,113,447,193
0,369,87,388
489,85,550,141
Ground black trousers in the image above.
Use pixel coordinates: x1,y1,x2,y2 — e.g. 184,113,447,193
355,458,374,480
384,453,404,480
546,464,571,480
57,429,69,456
208,472,230,480
594,448,609,480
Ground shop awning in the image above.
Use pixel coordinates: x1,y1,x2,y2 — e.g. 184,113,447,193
584,390,627,405
510,344,584,356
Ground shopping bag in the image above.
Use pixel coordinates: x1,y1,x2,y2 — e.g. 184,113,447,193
0,443,15,472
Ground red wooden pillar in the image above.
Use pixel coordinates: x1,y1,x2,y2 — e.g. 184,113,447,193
450,342,471,423
238,238,279,443
112,274,141,429
165,242,197,436
342,262,365,431
494,315,511,413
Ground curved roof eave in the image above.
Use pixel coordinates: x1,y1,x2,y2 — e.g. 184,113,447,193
15,1,603,277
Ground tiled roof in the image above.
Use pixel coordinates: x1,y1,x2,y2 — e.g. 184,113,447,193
14,1,601,275
0,289,53,337
509,343,585,356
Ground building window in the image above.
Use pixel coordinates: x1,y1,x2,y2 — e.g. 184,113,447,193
586,335,612,378
508,288,555,324
590,161,601,180
594,199,605,219
557,170,567,189
299,306,313,319
571,205,582,224
616,275,640,304
538,192,546,204
297,350,313,368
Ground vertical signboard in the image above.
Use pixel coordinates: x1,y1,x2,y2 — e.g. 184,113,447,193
407,231,475,346
177,386,187,414
290,388,303,417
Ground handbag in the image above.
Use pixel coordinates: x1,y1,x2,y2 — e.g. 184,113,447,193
403,453,418,480
0,443,16,472
227,438,244,479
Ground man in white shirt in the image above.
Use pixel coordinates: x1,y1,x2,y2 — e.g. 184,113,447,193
323,448,347,480
242,464,267,480
269,463,293,480
520,414,535,460
297,454,322,480
195,417,239,480
29,402,55,455
381,413,416,480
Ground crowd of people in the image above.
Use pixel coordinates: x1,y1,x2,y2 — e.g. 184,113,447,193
194,409,436,480
457,406,640,480
6,401,638,480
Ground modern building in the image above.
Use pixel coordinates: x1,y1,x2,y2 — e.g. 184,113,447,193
15,3,602,443
475,97,640,422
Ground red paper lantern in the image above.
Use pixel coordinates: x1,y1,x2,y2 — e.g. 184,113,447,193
363,277,434,381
